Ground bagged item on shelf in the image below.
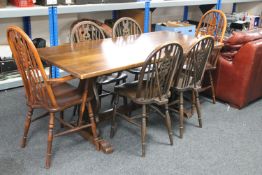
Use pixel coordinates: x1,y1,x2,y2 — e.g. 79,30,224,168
75,0,137,4
58,0,75,4
32,38,46,48
75,0,100,5
35,0,58,5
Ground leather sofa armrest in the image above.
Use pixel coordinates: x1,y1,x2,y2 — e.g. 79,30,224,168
220,51,238,61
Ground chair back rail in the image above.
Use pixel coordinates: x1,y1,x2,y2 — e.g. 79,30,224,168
177,36,214,89
70,21,105,43
137,42,184,100
7,26,58,108
113,17,142,38
195,9,227,43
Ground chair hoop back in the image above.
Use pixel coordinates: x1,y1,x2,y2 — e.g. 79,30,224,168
195,9,227,43
6,26,57,107
70,21,105,43
177,36,214,89
113,17,142,38
137,42,184,100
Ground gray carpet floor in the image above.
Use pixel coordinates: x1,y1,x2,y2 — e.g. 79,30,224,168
0,80,262,175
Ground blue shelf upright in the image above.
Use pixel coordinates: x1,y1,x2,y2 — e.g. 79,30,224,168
232,3,237,13
48,6,60,78
216,0,222,10
23,16,32,39
183,6,189,21
144,0,150,33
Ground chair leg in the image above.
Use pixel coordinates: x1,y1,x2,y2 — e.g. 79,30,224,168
134,74,138,81
165,104,173,145
110,93,119,138
72,105,78,116
191,90,196,116
110,81,120,105
87,102,100,150
45,112,55,169
195,90,202,128
122,78,128,106
141,104,147,157
60,111,64,128
97,84,103,106
21,107,33,148
208,70,216,104
179,92,184,139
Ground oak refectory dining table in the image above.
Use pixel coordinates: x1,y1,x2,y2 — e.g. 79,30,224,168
38,31,222,154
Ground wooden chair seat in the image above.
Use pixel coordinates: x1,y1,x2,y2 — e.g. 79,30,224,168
128,66,153,76
127,67,142,74
115,81,169,105
97,72,128,85
50,83,82,111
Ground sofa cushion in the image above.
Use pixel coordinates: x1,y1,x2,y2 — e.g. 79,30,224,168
225,29,262,45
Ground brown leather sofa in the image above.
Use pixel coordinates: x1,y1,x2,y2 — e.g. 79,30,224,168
213,29,262,108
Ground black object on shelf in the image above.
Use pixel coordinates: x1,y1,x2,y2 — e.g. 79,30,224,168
199,4,216,14
32,38,46,48
230,21,250,31
32,38,48,66
35,0,58,6
0,59,17,74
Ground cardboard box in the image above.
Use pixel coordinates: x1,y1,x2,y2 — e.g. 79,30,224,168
0,0,7,8
155,21,195,36
118,9,152,32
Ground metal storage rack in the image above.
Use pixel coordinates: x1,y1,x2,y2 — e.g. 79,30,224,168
0,0,261,90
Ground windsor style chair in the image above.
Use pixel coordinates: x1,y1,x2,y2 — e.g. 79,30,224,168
70,20,128,111
112,17,144,80
195,9,227,103
110,42,184,156
169,36,215,138
7,26,99,168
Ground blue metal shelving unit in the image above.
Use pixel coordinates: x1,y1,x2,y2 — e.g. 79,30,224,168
216,0,222,10
22,16,32,39
183,6,189,21
232,3,237,13
48,6,60,78
144,0,151,33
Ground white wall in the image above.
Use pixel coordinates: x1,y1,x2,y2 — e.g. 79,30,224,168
0,2,261,45
237,1,262,15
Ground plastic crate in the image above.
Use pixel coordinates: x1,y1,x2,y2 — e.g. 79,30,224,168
155,22,196,36
11,0,34,7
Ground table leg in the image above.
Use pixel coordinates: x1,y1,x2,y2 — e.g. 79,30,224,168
78,79,113,154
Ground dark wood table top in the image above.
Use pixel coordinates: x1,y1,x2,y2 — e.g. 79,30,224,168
38,31,221,79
